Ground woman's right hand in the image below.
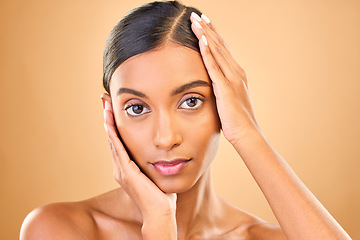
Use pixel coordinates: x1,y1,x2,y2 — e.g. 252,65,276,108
102,96,177,240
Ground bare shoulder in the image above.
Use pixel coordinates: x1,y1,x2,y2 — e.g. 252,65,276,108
20,188,141,240
230,212,286,240
218,200,286,240
20,201,96,240
246,222,286,240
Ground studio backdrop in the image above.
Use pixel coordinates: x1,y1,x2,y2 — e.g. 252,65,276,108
1,0,359,239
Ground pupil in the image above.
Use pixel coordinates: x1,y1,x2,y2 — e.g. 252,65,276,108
186,98,197,107
133,105,143,114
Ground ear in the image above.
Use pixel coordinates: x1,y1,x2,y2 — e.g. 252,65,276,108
101,93,112,110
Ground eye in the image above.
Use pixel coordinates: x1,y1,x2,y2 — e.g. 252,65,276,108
179,96,204,109
123,104,150,117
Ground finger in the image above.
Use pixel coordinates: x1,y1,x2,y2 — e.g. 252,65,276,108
102,104,150,181
204,30,238,82
104,119,138,175
197,34,231,99
191,16,236,83
108,137,122,182
191,23,236,90
105,121,169,213
190,19,224,80
103,103,133,172
200,14,248,87
104,101,115,126
191,12,248,87
105,124,126,181
103,114,174,214
103,101,119,172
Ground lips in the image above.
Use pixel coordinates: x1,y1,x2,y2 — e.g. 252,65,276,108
151,159,191,176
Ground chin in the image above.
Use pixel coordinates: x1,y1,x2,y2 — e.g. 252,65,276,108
153,176,198,194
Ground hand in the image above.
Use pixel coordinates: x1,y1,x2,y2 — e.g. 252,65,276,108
190,14,352,240
102,95,177,239
190,13,261,146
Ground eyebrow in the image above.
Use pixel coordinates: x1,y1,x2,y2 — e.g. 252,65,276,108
171,80,210,96
116,80,211,98
117,88,147,98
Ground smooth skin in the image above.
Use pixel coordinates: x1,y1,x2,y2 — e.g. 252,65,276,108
20,12,351,240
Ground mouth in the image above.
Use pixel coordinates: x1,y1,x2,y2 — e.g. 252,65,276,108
151,158,192,176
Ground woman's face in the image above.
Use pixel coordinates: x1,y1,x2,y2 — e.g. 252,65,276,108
109,43,221,193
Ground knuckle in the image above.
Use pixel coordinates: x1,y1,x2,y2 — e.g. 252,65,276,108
210,62,220,71
121,174,130,185
233,65,247,81
203,44,211,54
119,169,130,185
214,46,223,55
228,71,239,82
218,37,226,47
239,67,246,77
108,140,115,151
113,169,121,183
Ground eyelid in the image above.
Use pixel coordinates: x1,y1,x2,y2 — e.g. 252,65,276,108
178,95,204,110
178,92,205,103
123,98,148,108
122,99,151,117
181,91,205,98
123,103,151,117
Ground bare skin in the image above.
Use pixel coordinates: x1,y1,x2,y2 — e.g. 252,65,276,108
20,12,351,240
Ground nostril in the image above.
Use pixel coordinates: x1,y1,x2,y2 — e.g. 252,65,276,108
154,130,182,150
153,114,183,150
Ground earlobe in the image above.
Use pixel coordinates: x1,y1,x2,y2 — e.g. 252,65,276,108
101,93,112,109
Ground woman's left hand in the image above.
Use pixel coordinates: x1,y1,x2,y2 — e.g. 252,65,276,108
190,13,353,240
190,12,261,146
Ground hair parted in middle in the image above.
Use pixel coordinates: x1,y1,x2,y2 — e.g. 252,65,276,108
103,1,203,93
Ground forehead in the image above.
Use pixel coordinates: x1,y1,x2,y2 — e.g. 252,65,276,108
110,44,210,94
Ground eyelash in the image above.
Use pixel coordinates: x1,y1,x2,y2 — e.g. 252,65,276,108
123,96,204,117
179,96,204,109
122,103,150,117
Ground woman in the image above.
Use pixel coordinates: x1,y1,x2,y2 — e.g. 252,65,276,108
20,1,351,239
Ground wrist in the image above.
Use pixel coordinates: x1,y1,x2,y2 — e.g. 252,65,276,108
142,204,176,220
142,213,177,240
225,123,263,147
230,127,268,158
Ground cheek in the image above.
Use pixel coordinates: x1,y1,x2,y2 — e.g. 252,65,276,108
118,127,144,159
112,100,220,164
121,129,153,164
112,109,151,162
183,104,221,155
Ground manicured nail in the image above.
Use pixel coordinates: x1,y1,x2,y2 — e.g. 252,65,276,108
191,12,202,22
201,14,211,24
105,101,112,111
193,20,202,29
202,35,208,46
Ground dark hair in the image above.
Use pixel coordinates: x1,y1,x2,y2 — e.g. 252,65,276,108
102,1,202,93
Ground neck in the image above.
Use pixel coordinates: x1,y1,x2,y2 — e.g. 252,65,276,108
175,169,221,239
114,169,223,239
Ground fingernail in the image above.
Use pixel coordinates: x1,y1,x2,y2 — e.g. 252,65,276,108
201,14,211,24
202,35,208,46
191,12,202,22
193,20,202,29
105,101,112,111
104,123,108,132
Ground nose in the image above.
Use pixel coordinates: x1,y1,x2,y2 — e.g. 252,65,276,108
153,111,183,151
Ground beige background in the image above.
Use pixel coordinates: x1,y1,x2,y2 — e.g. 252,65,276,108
1,0,359,239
